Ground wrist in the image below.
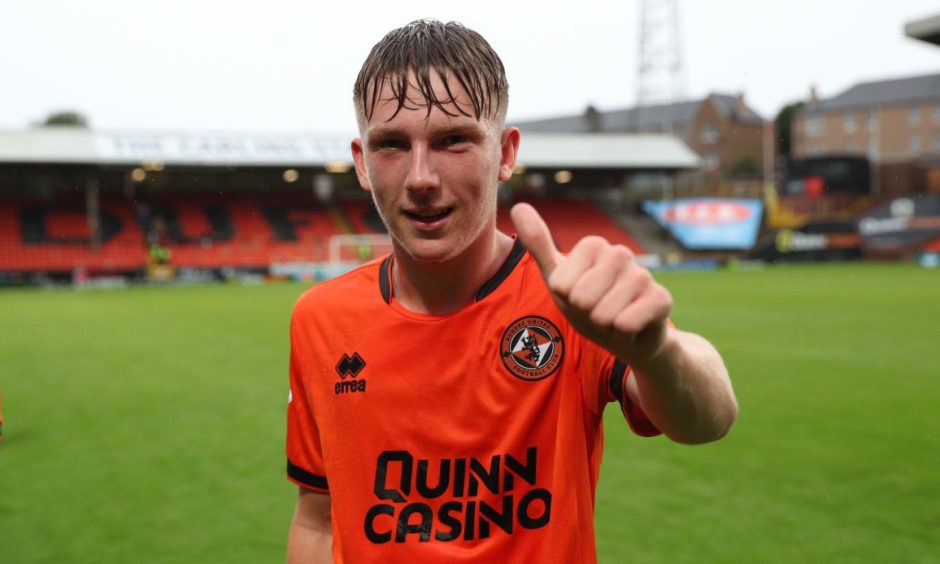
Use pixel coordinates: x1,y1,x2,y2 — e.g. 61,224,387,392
630,326,679,376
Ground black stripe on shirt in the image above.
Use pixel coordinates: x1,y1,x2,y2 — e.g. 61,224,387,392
476,237,527,301
287,459,328,490
378,255,393,304
609,359,628,409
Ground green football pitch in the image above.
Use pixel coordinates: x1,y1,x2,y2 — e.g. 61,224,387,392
1,263,937,563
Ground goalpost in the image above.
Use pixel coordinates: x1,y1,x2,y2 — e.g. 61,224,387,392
328,233,393,265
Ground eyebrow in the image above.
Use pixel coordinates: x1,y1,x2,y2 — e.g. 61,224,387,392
367,123,485,141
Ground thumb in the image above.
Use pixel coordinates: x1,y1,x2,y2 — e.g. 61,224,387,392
511,202,561,278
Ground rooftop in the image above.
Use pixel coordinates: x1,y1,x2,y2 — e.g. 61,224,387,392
803,73,940,114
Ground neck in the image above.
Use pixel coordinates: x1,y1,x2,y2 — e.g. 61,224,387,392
391,231,515,316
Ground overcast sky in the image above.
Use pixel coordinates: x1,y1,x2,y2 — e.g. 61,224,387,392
1,0,938,136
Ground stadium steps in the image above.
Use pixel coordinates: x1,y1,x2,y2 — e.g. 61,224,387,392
328,203,356,235
339,200,386,234
607,208,684,256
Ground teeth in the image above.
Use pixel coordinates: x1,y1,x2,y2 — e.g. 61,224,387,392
412,209,449,220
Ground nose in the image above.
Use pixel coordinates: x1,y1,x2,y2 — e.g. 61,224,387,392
405,145,439,194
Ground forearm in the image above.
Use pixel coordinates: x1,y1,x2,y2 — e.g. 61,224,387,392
287,521,332,563
287,490,333,563
630,329,737,444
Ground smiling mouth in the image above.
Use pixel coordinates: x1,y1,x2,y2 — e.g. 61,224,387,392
403,207,453,223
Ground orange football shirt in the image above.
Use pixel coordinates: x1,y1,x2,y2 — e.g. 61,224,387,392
286,239,660,563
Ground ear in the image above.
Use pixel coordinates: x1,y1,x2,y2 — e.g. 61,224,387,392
497,127,521,182
351,138,371,192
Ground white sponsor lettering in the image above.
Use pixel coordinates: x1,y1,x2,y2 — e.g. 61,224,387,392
859,217,908,236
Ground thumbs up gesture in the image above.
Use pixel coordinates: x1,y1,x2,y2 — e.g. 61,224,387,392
511,203,673,365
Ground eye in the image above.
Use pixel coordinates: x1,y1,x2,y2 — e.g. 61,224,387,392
441,134,470,148
377,139,405,150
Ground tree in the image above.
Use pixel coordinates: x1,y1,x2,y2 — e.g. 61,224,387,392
774,101,804,160
42,111,90,127
729,155,760,178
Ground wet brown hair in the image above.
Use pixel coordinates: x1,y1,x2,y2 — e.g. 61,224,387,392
353,19,509,127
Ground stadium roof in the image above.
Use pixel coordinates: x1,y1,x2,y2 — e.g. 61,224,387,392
801,73,940,114
516,133,699,169
0,129,699,171
905,12,940,46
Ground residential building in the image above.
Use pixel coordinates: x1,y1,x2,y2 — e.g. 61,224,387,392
513,94,767,191
793,73,940,195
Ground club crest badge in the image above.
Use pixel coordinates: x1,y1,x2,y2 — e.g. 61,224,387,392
500,316,564,381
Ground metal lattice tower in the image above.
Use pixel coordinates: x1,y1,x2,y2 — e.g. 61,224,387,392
635,0,687,120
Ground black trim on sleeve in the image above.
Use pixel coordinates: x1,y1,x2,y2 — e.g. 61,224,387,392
476,238,526,301
609,360,662,437
287,460,328,490
609,359,628,409
378,255,393,304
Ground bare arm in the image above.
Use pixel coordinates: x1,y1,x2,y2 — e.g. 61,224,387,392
625,329,737,444
287,488,333,564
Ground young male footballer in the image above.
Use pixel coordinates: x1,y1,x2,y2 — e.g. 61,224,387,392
286,19,738,563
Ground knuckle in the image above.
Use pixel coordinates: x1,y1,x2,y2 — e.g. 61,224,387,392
573,236,607,254
605,244,634,264
547,270,569,296
650,283,671,304
567,284,593,312
614,314,639,335
656,286,674,311
589,307,615,329
567,291,590,311
632,269,652,290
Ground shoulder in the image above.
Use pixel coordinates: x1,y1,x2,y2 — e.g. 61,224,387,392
291,257,386,321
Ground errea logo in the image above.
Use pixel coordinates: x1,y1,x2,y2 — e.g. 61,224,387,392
335,353,367,395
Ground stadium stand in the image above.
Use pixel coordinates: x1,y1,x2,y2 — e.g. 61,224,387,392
496,198,646,254
0,194,353,274
148,195,346,268
339,200,386,234
0,129,707,284
0,193,648,277
0,198,147,273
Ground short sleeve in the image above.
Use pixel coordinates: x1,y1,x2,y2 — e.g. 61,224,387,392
579,334,661,437
286,313,329,492
605,359,661,437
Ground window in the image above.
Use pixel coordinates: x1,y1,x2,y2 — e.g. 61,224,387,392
843,113,857,133
703,153,719,170
700,122,718,144
867,138,879,158
805,115,824,136
910,134,921,154
910,106,922,126
868,109,878,130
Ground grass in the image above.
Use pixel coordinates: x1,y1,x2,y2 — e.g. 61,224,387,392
1,263,938,563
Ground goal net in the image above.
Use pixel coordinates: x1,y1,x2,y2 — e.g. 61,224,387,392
328,233,393,265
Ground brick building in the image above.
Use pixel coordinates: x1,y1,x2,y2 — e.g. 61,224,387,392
793,73,940,196
513,94,767,191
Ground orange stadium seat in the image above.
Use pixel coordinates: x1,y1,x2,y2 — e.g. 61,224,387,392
496,199,645,255
0,199,147,273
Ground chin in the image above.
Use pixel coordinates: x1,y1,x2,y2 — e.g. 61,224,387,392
395,236,466,265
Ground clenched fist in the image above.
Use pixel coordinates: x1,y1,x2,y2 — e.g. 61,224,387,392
511,202,673,366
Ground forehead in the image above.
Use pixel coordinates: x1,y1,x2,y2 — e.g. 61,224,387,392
360,68,490,133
